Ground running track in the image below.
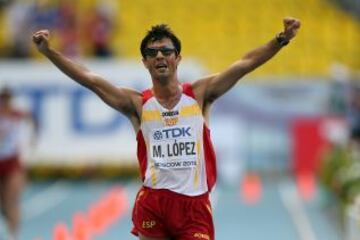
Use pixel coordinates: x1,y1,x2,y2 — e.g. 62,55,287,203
0,178,342,240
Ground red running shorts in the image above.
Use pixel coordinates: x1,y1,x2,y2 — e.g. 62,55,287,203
132,186,214,240
0,155,22,177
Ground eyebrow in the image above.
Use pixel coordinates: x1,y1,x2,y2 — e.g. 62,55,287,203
146,47,175,50
147,43,175,48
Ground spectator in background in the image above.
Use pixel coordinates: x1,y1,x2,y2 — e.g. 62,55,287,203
0,87,37,240
0,0,12,9
5,0,58,58
56,0,79,57
30,0,58,30
5,0,34,58
82,2,115,58
5,0,116,58
348,83,360,156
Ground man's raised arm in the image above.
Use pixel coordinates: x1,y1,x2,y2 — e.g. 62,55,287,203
193,17,301,106
32,30,141,119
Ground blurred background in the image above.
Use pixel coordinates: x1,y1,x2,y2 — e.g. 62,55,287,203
0,0,359,239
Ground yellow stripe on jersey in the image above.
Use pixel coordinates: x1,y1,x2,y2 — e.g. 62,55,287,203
142,110,161,122
180,104,201,117
150,161,157,187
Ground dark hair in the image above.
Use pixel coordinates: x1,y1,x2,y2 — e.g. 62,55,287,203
0,86,12,99
140,24,181,58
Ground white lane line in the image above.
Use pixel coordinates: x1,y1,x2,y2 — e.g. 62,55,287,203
210,188,219,210
22,181,71,221
278,183,318,240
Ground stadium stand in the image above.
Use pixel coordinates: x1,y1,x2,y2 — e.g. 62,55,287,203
117,0,360,77
0,0,359,75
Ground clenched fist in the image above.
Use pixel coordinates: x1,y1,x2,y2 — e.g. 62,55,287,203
283,17,301,40
32,30,50,54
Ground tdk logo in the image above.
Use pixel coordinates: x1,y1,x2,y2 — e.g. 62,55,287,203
153,131,163,140
153,127,192,140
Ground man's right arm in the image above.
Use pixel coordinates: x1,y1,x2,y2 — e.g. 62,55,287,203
32,30,142,123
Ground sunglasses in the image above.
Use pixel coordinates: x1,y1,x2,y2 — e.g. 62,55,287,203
144,47,177,58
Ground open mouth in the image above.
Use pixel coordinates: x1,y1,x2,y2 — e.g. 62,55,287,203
155,63,168,70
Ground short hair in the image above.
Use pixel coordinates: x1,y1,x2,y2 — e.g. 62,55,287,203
0,86,12,99
140,24,181,58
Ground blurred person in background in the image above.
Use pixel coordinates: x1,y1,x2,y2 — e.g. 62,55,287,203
32,17,300,240
82,2,115,57
4,0,34,58
348,83,360,157
0,87,37,240
0,0,12,9
4,0,58,58
56,0,79,57
30,0,58,30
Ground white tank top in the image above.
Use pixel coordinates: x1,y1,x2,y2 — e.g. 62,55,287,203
136,83,217,196
0,111,22,159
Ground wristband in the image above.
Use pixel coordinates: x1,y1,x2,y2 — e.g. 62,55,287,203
276,32,289,47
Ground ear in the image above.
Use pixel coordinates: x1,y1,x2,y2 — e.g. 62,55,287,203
142,58,149,69
175,54,182,66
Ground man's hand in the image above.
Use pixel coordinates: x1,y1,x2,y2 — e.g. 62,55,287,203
283,17,301,40
32,29,50,54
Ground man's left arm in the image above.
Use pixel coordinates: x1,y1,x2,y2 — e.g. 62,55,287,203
193,17,301,106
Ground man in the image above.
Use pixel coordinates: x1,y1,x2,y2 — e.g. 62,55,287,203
348,84,360,156
0,87,36,240
32,17,300,240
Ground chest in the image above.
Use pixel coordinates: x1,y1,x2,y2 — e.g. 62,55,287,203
0,116,20,138
155,94,182,110
142,95,202,128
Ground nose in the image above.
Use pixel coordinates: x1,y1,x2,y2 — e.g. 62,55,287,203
155,50,164,58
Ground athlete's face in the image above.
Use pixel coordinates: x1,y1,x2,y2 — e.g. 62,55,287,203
142,38,181,83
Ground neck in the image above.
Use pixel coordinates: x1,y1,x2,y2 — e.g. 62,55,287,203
152,76,181,100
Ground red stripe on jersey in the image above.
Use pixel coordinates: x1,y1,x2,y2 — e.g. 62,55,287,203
143,83,194,103
203,124,217,191
182,83,195,99
138,89,152,181
142,89,153,105
136,130,147,181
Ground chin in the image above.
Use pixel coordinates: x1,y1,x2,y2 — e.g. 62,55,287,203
156,70,170,78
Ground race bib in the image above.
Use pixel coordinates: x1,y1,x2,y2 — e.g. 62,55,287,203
150,125,198,169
